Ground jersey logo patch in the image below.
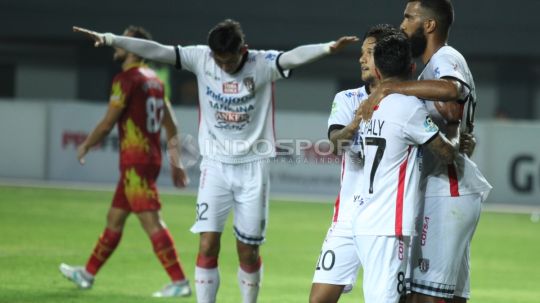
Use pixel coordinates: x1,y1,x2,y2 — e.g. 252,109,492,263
424,116,439,132
223,82,239,94
243,77,255,94
418,258,430,273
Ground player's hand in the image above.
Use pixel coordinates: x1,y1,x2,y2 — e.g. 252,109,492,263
171,165,189,188
77,144,89,165
460,132,476,157
360,84,388,121
73,26,109,47
329,36,359,53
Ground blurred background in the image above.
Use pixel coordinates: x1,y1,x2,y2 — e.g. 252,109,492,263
1,0,539,207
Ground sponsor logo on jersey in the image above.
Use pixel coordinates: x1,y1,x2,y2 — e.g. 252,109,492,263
418,258,430,273
223,82,239,94
264,53,277,61
243,77,255,94
434,67,441,78
215,111,250,123
421,216,430,246
424,116,439,132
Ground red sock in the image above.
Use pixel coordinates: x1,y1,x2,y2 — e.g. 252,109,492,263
196,254,218,269
151,229,186,282
240,256,262,273
85,228,122,275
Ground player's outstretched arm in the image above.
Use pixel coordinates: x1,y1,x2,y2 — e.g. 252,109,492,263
162,101,189,188
73,26,177,65
278,36,358,70
77,105,123,165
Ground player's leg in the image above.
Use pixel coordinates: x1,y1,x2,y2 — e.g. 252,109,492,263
195,232,222,303
136,211,191,297
59,175,130,289
236,240,262,303
231,160,269,303
309,284,345,303
191,159,234,303
310,231,362,303
409,195,482,302
355,235,409,303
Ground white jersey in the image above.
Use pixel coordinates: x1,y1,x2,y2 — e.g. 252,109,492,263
419,46,492,197
177,45,290,164
327,86,368,237
353,94,439,237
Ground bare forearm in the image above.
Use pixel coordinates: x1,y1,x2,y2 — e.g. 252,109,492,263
329,124,357,155
83,123,112,149
384,80,459,102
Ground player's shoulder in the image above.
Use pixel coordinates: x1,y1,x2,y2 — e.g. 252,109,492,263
432,45,466,64
334,86,368,101
381,93,424,114
247,49,281,64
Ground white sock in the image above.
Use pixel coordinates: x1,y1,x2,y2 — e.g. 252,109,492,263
195,266,219,303
237,266,263,303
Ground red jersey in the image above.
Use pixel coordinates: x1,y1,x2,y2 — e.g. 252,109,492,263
109,63,166,168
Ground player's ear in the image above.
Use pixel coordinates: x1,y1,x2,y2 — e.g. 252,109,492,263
240,45,248,54
374,67,382,81
424,19,437,34
411,62,417,74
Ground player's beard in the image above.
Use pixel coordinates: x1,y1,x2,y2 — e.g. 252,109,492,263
113,50,127,62
408,27,427,58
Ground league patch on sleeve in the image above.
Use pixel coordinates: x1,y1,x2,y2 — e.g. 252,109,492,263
424,116,439,132
109,81,126,108
330,100,339,115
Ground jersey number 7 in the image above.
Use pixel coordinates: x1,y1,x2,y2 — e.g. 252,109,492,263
364,137,386,194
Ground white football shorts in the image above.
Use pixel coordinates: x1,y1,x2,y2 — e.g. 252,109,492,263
354,235,410,303
190,158,270,245
312,228,362,292
409,192,488,299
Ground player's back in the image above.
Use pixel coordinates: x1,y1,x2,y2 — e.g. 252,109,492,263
354,94,438,237
113,64,165,168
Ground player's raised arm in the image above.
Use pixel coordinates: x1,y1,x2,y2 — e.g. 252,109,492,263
73,26,177,65
278,36,358,70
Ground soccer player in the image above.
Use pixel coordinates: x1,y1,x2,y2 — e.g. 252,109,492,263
309,24,401,303
361,1,492,302
73,20,358,303
59,26,191,298
352,33,459,303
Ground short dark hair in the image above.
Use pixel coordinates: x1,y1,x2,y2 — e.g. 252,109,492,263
374,33,412,79
363,24,401,43
125,25,152,40
208,19,245,54
408,0,454,36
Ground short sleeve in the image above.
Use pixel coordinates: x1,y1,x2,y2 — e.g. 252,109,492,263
403,105,440,145
109,75,131,108
177,45,207,73
328,92,355,128
430,53,471,101
259,50,291,82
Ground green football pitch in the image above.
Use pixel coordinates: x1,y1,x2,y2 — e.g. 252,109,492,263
0,186,539,303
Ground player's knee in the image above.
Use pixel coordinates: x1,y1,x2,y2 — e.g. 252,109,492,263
236,241,259,264
309,291,335,303
199,233,221,256
106,209,128,231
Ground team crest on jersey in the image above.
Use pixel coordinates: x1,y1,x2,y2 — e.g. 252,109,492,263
418,258,430,273
424,116,439,132
223,82,239,94
243,77,255,94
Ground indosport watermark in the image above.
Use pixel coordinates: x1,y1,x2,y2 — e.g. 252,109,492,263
166,135,361,168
